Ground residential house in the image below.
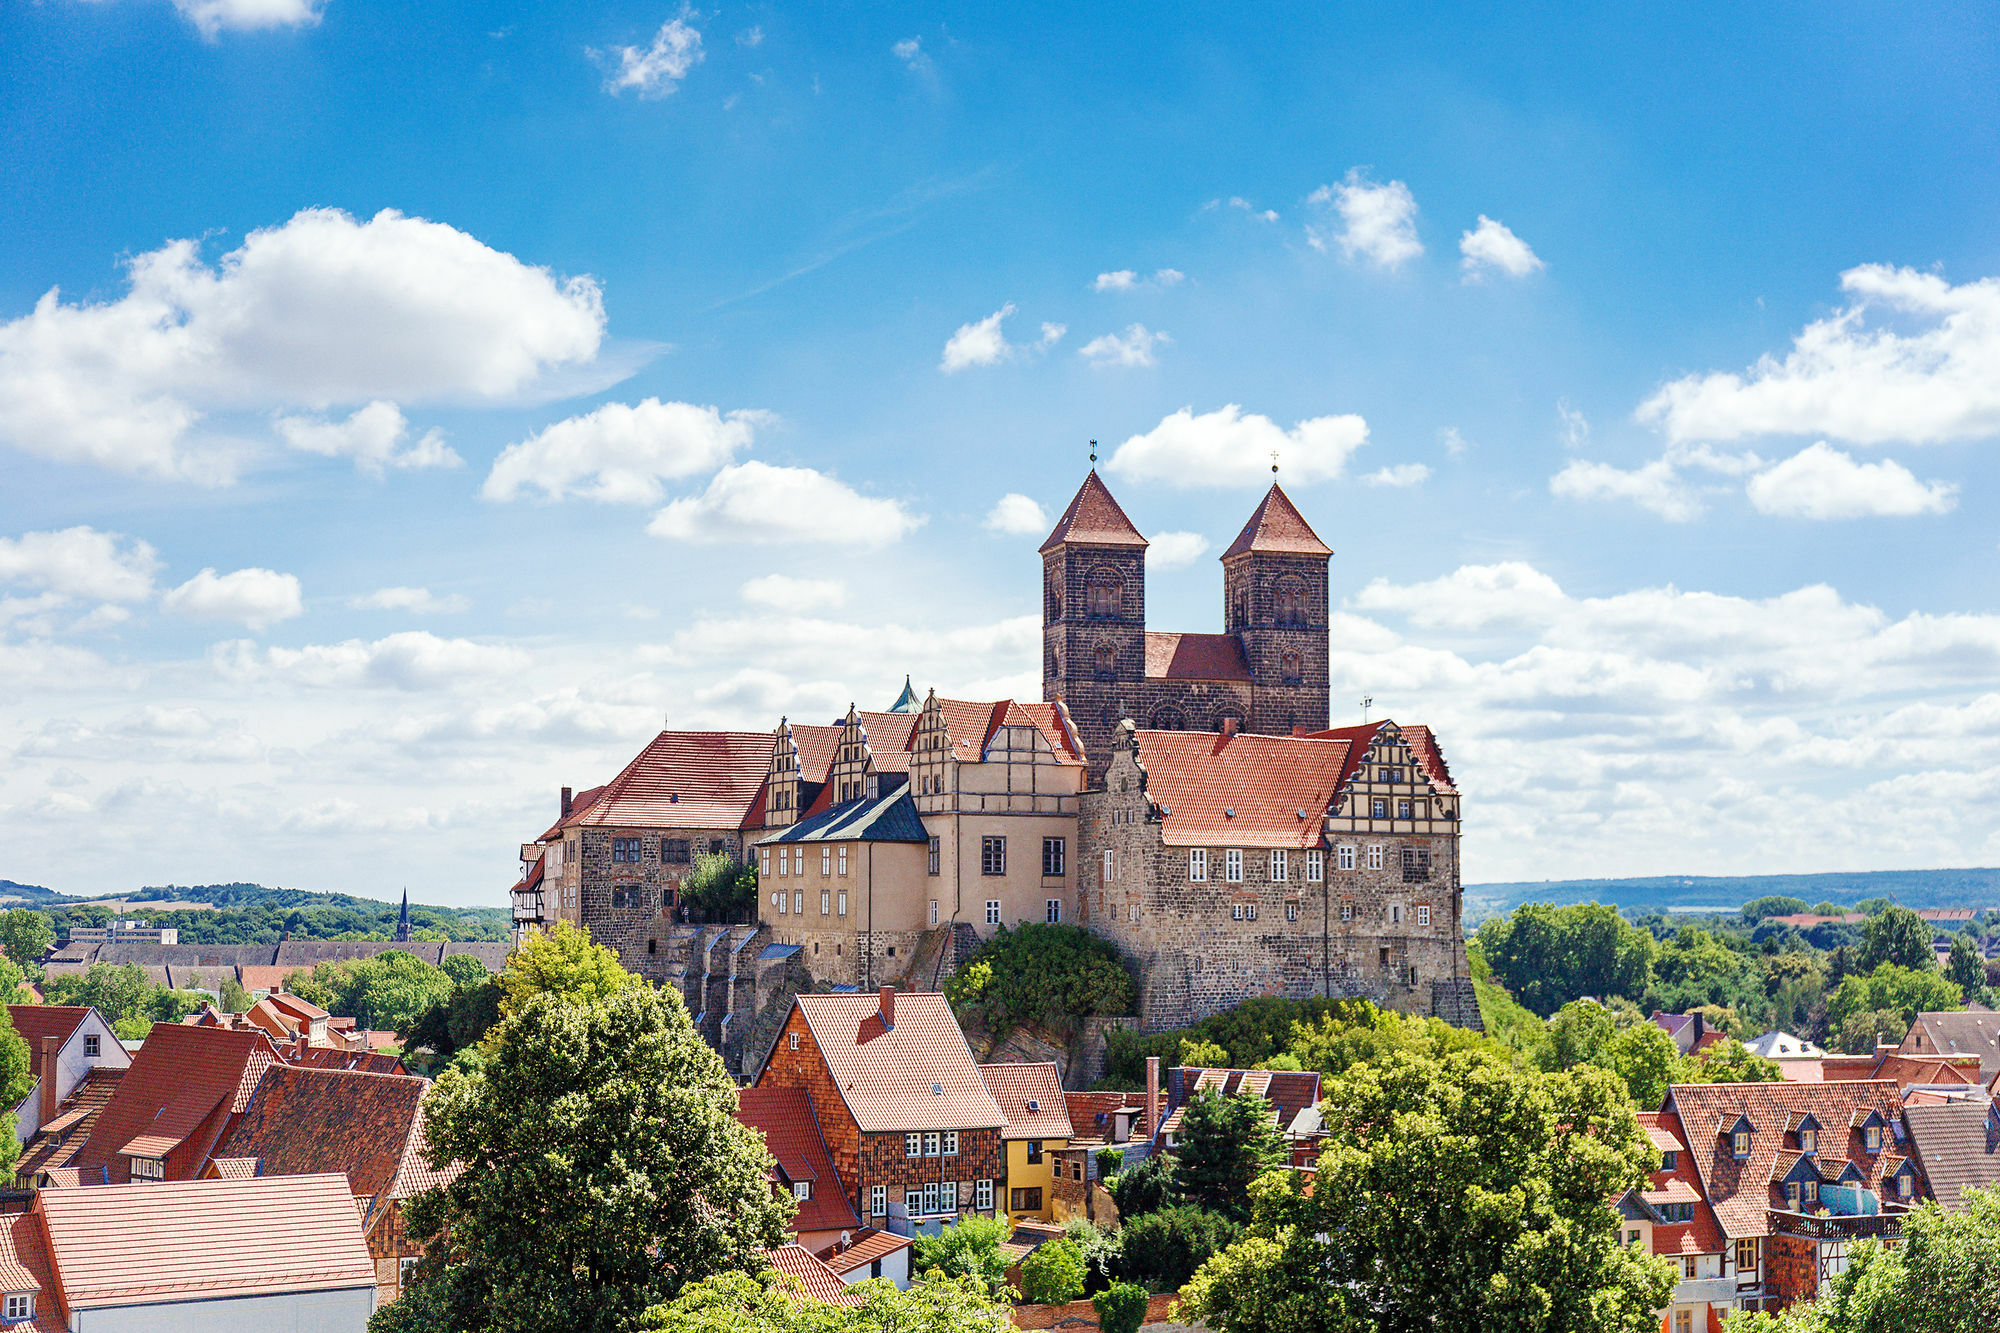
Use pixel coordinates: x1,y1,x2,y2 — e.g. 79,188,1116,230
1816,1050,1986,1099
1654,1012,1730,1058
1746,1031,1825,1080
979,1062,1073,1222
1901,1012,2000,1080
0,1173,376,1330
7,1006,128,1147
735,1084,862,1252
1051,1089,1154,1224
1901,1100,2000,1212
13,1068,124,1189
204,1063,456,1304
1150,1066,1323,1152
64,1022,279,1185
753,989,1007,1237
1621,1110,1733,1333
768,1244,869,1306
817,1227,914,1290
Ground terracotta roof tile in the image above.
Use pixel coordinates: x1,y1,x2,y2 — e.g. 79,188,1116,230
210,1064,430,1208
553,731,774,833
1220,484,1331,559
1634,1111,1727,1255
1135,730,1351,848
17,1068,124,1182
1144,632,1253,683
1039,472,1149,554
72,1023,278,1184
736,1086,862,1236
979,1064,1073,1140
819,1227,912,1276
1062,1091,1149,1143
771,993,1005,1135
0,1211,65,1332
6,1006,92,1054
290,1046,409,1075
767,1244,867,1305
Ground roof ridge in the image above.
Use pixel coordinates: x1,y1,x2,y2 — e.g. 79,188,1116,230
1038,471,1149,554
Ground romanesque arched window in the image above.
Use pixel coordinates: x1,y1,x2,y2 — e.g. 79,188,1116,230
1280,649,1304,683
1087,569,1123,618
1093,641,1117,679
1273,577,1309,627
1151,705,1185,731
1046,575,1063,622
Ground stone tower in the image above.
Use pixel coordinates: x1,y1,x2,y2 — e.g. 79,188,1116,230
1222,483,1332,736
1040,471,1149,777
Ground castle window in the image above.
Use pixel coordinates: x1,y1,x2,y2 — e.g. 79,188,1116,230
930,899,938,925
1087,571,1123,618
1285,902,1299,922
1367,845,1384,870
1093,641,1116,679
1341,901,1353,922
793,892,803,915
1189,849,1208,882
1306,849,1324,881
1402,847,1431,883
838,891,847,916
1043,837,1066,876
1231,903,1245,921
1270,849,1288,881
838,847,848,876
1371,798,1388,819
661,838,690,863
1224,849,1244,883
982,837,1007,875
1102,849,1115,883
1398,799,1413,820
1273,577,1308,627
1417,905,1431,927
928,837,941,876
1046,899,1062,924
1280,649,1304,683
986,900,1001,926
612,838,643,864
821,890,831,916
822,847,832,875
1390,904,1403,925
1337,844,1355,871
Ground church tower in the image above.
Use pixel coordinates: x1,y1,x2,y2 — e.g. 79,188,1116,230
1040,471,1149,778
395,888,411,943
1221,483,1332,735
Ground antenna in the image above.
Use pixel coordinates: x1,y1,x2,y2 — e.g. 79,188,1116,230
1360,695,1373,723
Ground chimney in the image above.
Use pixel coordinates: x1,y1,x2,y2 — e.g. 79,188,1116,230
561,786,573,817
878,986,896,1030
1222,717,1240,738
39,1037,58,1127
1145,1056,1160,1142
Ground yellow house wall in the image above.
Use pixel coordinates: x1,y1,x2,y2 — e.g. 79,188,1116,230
1003,1136,1065,1222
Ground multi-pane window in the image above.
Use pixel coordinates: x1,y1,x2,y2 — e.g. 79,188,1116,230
1367,845,1384,870
905,1189,923,1217
925,1133,942,1156
129,1155,164,1181
837,891,847,917
760,849,772,876
661,838,691,863
943,1131,959,1155
1337,844,1356,871
871,1184,886,1217
612,837,643,863
1371,798,1388,819
982,837,1007,875
1011,1187,1043,1212
1799,1127,1817,1154
1340,901,1354,922
1189,849,1208,882
923,1182,941,1215
1736,1239,1758,1273
1101,849,1115,883
1224,849,1244,883
940,1181,958,1212
792,891,803,915
792,1180,812,1200
976,1178,994,1211
4,1295,32,1321
1270,849,1288,881
906,1134,922,1158
1417,905,1431,927
1285,902,1300,922
1733,1131,1751,1158
986,900,1002,926
776,893,787,915
1864,1125,1881,1152
822,847,832,875
929,899,939,926
928,837,941,876
84,1035,101,1057
1043,837,1066,876
1231,903,1245,921
837,847,848,876
1307,849,1325,881
1398,799,1414,820
1046,899,1061,924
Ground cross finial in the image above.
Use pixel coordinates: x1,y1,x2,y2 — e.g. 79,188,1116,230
1089,439,1098,466
1270,449,1280,475
1361,695,1373,722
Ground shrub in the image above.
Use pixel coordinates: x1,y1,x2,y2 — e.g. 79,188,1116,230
911,1215,1011,1296
1095,1146,1125,1181
679,853,758,920
1107,1149,1175,1219
943,924,1136,1032
1062,1218,1122,1294
1020,1239,1086,1305
1093,1282,1148,1333
1117,1205,1242,1292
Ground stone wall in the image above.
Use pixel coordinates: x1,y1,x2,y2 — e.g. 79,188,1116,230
575,825,745,982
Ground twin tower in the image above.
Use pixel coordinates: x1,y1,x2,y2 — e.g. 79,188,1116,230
1038,470,1334,782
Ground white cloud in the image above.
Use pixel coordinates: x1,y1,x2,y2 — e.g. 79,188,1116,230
736,25,764,47
171,0,324,38
1745,442,1959,519
600,13,704,98
216,631,527,690
482,398,764,503
1154,268,1185,287
347,586,471,614
1147,531,1210,570
984,493,1049,536
163,568,304,630
0,208,605,483
1217,197,1279,222
1106,404,1369,488
1307,169,1422,268
892,36,934,76
1038,322,1067,348
1558,399,1590,450
940,304,1016,372
1458,216,1545,280
1440,426,1471,457
1093,268,1183,292
274,401,460,476
648,461,924,546
1550,457,1702,521
0,528,159,602
741,575,847,613
1640,265,2000,447
1361,463,1432,487
1078,324,1170,369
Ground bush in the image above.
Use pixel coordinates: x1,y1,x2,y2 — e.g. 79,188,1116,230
680,852,757,920
1101,996,1376,1085
1062,1219,1122,1295
911,1215,1012,1296
1118,1205,1241,1292
1107,1149,1175,1219
1095,1146,1125,1180
1020,1239,1086,1305
943,924,1135,1032
1093,1283,1148,1333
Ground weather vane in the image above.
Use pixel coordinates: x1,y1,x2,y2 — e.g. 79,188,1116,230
1089,439,1098,466
1271,449,1280,475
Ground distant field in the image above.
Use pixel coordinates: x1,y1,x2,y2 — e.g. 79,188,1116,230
1466,867,2000,923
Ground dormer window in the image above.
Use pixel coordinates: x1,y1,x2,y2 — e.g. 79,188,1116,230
1799,1128,1817,1155
1661,1150,1678,1171
1732,1130,1751,1158
2,1293,32,1321
791,1180,812,1201
1864,1125,1881,1152
129,1155,164,1182
1895,1174,1913,1200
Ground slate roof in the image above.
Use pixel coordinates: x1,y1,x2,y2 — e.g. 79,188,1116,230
979,1063,1074,1140
209,1065,431,1208
772,993,1006,1134
1143,632,1253,683
1220,483,1331,559
1134,730,1352,848
767,1244,867,1305
758,787,929,846
7,1005,91,1054
1903,1101,2000,1211
36,1174,375,1307
545,730,774,834
443,941,512,971
71,1024,278,1184
1039,471,1149,554
736,1085,862,1236
16,1068,125,1182
0,1211,66,1332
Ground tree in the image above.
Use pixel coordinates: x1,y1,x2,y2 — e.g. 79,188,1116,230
1063,1218,1122,1294
679,853,758,921
293,950,456,1033
0,958,28,1006
219,975,252,1013
400,978,503,1077
1093,1283,1149,1333
635,1270,1014,1333
942,924,1135,1033
1650,927,1757,1013
1175,1091,1285,1222
1834,1009,1908,1056
0,1006,31,1171
1859,906,1936,973
1020,1238,1087,1305
1116,1206,1241,1292
1611,1019,1687,1108
1947,935,1985,1001
909,1215,1011,1296
1108,1148,1176,1219
1684,1038,1783,1084
439,952,490,989
1178,1038,1229,1068
1536,999,1616,1075
0,910,53,968
392,984,790,1333
496,921,637,1018
1826,964,1961,1037
1476,903,1657,1017
1180,1050,1677,1333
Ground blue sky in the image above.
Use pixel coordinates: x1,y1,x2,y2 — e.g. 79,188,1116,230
4,1,1999,905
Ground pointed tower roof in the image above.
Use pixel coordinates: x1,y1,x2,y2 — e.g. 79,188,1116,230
887,675,921,714
1038,471,1149,554
1221,483,1331,559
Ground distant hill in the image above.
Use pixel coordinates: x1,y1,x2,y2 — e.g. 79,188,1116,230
0,879,78,904
1466,868,2000,924
0,879,510,941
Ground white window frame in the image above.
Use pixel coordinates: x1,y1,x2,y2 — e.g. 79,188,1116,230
761,849,772,876
925,1132,941,1157
870,1184,886,1217
930,899,939,926
1231,903,1245,921
1102,849,1115,884
1340,901,1353,922
1270,849,1288,882
1366,844,1384,870
838,847,848,876
838,890,848,917
984,900,1001,926
788,1031,800,1051
940,1180,958,1212
129,1155,164,1181
1046,898,1061,924
1417,905,1431,927
905,1188,923,1217
943,1130,959,1155
3,1294,31,1321
776,848,787,878
1285,902,1299,922
822,847,832,875
793,891,803,915
1337,844,1355,872
1189,848,1208,882
84,1034,100,1058
905,1133,921,1158
820,890,830,915
923,1182,941,1215
975,1178,993,1211
1307,849,1326,881
1225,849,1244,883
792,1180,812,1200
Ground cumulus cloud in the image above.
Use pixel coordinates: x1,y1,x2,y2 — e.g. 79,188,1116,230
1550,456,1702,522
1361,463,1432,487
1079,324,1170,369
1093,268,1184,292
171,0,324,38
892,36,933,74
1307,169,1422,268
347,586,471,614
648,461,924,546
1106,404,1369,488
0,208,605,483
482,399,764,503
0,527,159,602
215,631,527,690
274,401,460,475
1147,531,1210,570
162,567,304,630
1459,216,1544,280
984,493,1049,536
941,304,1015,372
1745,442,1959,519
1640,265,2000,447
1440,426,1472,456
741,574,847,613
599,13,704,98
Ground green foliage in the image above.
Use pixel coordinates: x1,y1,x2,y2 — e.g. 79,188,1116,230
1742,896,1811,921
41,887,508,949
0,910,54,968
1947,935,1985,1000
1683,1038,1784,1084
1116,1205,1241,1293
1100,997,1375,1085
1107,1150,1176,1219
0,959,27,1006
1062,1218,1122,1295
1285,1005,1489,1081
910,1215,1012,1297
289,950,457,1032
1020,1239,1087,1305
497,921,638,1018
1834,1009,1909,1057
1178,1038,1229,1068
0,1007,30,1170
1826,964,1961,1037
1092,1283,1149,1333
942,924,1135,1033
1174,1091,1285,1222
399,984,791,1333
1094,1146,1124,1180
1532,1001,1691,1109
219,974,252,1013
42,962,198,1032
1858,906,1936,973
1649,927,1760,1014
439,953,489,989
1476,902,1658,1017
679,853,758,920
1180,1049,1677,1333
1469,944,1547,1053
636,1270,1014,1333
400,978,504,1077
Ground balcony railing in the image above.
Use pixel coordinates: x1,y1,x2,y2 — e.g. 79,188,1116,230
1769,1209,1904,1241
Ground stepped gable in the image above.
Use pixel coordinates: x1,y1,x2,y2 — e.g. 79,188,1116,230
735,1085,861,1235
797,713,920,778
553,730,774,832
71,1024,278,1184
930,697,1084,767
1143,631,1252,682
1133,729,1354,848
1221,482,1332,559
1039,470,1149,554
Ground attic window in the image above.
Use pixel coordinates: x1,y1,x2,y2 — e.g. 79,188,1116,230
1027,1099,1040,1112
1732,1130,1751,1158
933,1083,943,1096
3,1294,32,1321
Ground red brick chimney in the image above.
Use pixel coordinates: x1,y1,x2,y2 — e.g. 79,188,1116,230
39,1036,58,1126
878,986,895,1030
1222,717,1240,737
1144,1056,1160,1142
561,786,573,818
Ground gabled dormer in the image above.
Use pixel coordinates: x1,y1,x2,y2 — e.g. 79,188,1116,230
1850,1107,1888,1155
827,705,880,806
1719,1112,1755,1159
1787,1111,1824,1155
1881,1155,1921,1205
767,718,805,828
1773,1152,1823,1212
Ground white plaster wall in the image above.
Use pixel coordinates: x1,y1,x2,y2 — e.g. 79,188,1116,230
73,1285,375,1333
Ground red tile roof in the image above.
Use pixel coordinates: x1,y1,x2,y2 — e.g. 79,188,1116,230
36,1174,376,1307
1220,483,1331,559
789,714,919,781
772,993,1005,1134
1134,730,1351,848
6,1006,92,1055
210,1064,431,1209
72,1023,278,1183
767,1244,867,1305
736,1085,862,1236
819,1226,912,1276
1144,632,1252,683
1399,724,1458,796
1634,1111,1727,1256
16,1068,124,1182
1017,701,1086,764
1039,471,1149,554
290,1046,408,1075
979,1064,1074,1140
1062,1091,1150,1143
0,1211,64,1332
930,698,1084,767
1819,1052,1982,1088
1158,1068,1323,1137
549,730,774,833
